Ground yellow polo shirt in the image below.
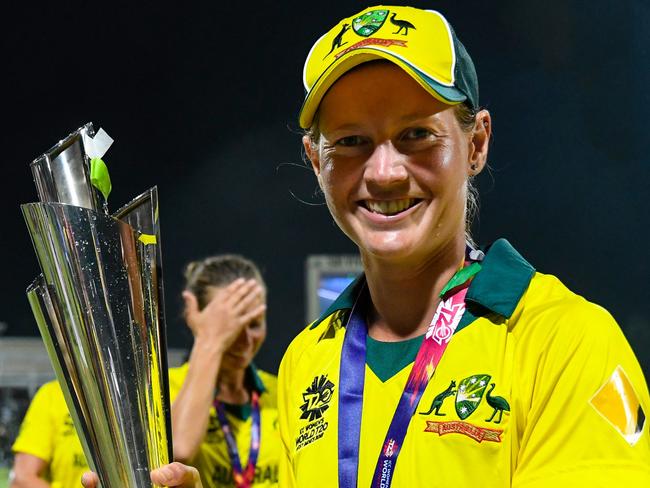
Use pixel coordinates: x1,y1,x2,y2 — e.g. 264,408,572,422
278,239,650,487
12,381,89,488
169,363,280,487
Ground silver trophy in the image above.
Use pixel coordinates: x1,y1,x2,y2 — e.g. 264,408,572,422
21,123,172,487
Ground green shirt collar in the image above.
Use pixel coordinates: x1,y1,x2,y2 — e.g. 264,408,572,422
248,363,266,393
221,365,265,421
309,238,535,330
464,238,535,318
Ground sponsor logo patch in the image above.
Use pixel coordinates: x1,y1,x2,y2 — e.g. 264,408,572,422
590,366,646,445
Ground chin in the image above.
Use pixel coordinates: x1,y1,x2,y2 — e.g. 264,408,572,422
358,233,420,261
223,353,251,370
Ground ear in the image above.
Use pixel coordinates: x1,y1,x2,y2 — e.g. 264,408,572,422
467,109,491,176
302,134,321,177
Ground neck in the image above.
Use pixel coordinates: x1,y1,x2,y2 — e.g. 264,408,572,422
216,367,249,405
363,234,466,342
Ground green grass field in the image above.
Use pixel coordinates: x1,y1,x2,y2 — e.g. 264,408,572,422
0,466,8,488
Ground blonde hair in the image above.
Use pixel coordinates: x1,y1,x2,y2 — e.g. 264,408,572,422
183,255,265,310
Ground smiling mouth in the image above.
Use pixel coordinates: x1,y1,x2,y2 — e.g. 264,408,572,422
361,198,421,216
226,351,248,360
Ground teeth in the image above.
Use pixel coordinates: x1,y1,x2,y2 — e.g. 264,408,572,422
366,199,415,216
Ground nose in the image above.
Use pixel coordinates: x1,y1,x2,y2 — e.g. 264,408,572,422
364,142,408,189
232,328,252,350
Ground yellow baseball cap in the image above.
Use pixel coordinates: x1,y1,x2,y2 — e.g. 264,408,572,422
299,5,479,129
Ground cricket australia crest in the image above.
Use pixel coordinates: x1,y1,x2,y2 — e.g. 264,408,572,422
352,10,389,37
455,374,491,420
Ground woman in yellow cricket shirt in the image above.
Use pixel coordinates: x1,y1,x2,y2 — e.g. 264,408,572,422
169,255,280,488
278,5,650,487
85,5,650,488
82,255,279,488
10,380,89,488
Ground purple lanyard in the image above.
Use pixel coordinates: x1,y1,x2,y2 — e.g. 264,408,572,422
338,261,479,488
214,390,261,488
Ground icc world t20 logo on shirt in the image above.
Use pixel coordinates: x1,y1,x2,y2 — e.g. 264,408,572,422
296,375,335,451
300,375,335,421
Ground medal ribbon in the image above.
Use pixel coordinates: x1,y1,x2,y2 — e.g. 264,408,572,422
214,390,261,488
338,258,481,488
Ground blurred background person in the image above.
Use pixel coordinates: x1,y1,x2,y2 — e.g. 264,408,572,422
9,380,88,488
170,255,279,488
11,254,277,488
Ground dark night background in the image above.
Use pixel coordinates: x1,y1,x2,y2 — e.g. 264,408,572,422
1,0,648,377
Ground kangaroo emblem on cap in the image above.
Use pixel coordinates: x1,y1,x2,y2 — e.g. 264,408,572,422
324,23,349,59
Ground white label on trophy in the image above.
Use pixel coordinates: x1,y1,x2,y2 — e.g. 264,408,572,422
83,128,114,159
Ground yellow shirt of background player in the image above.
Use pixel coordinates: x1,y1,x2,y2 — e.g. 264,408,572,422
12,381,89,488
169,363,280,487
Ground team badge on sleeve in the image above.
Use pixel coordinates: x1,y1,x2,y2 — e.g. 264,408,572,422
590,366,646,445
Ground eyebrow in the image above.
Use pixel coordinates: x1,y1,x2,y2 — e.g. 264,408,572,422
398,111,445,124
323,110,447,134
323,123,364,134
